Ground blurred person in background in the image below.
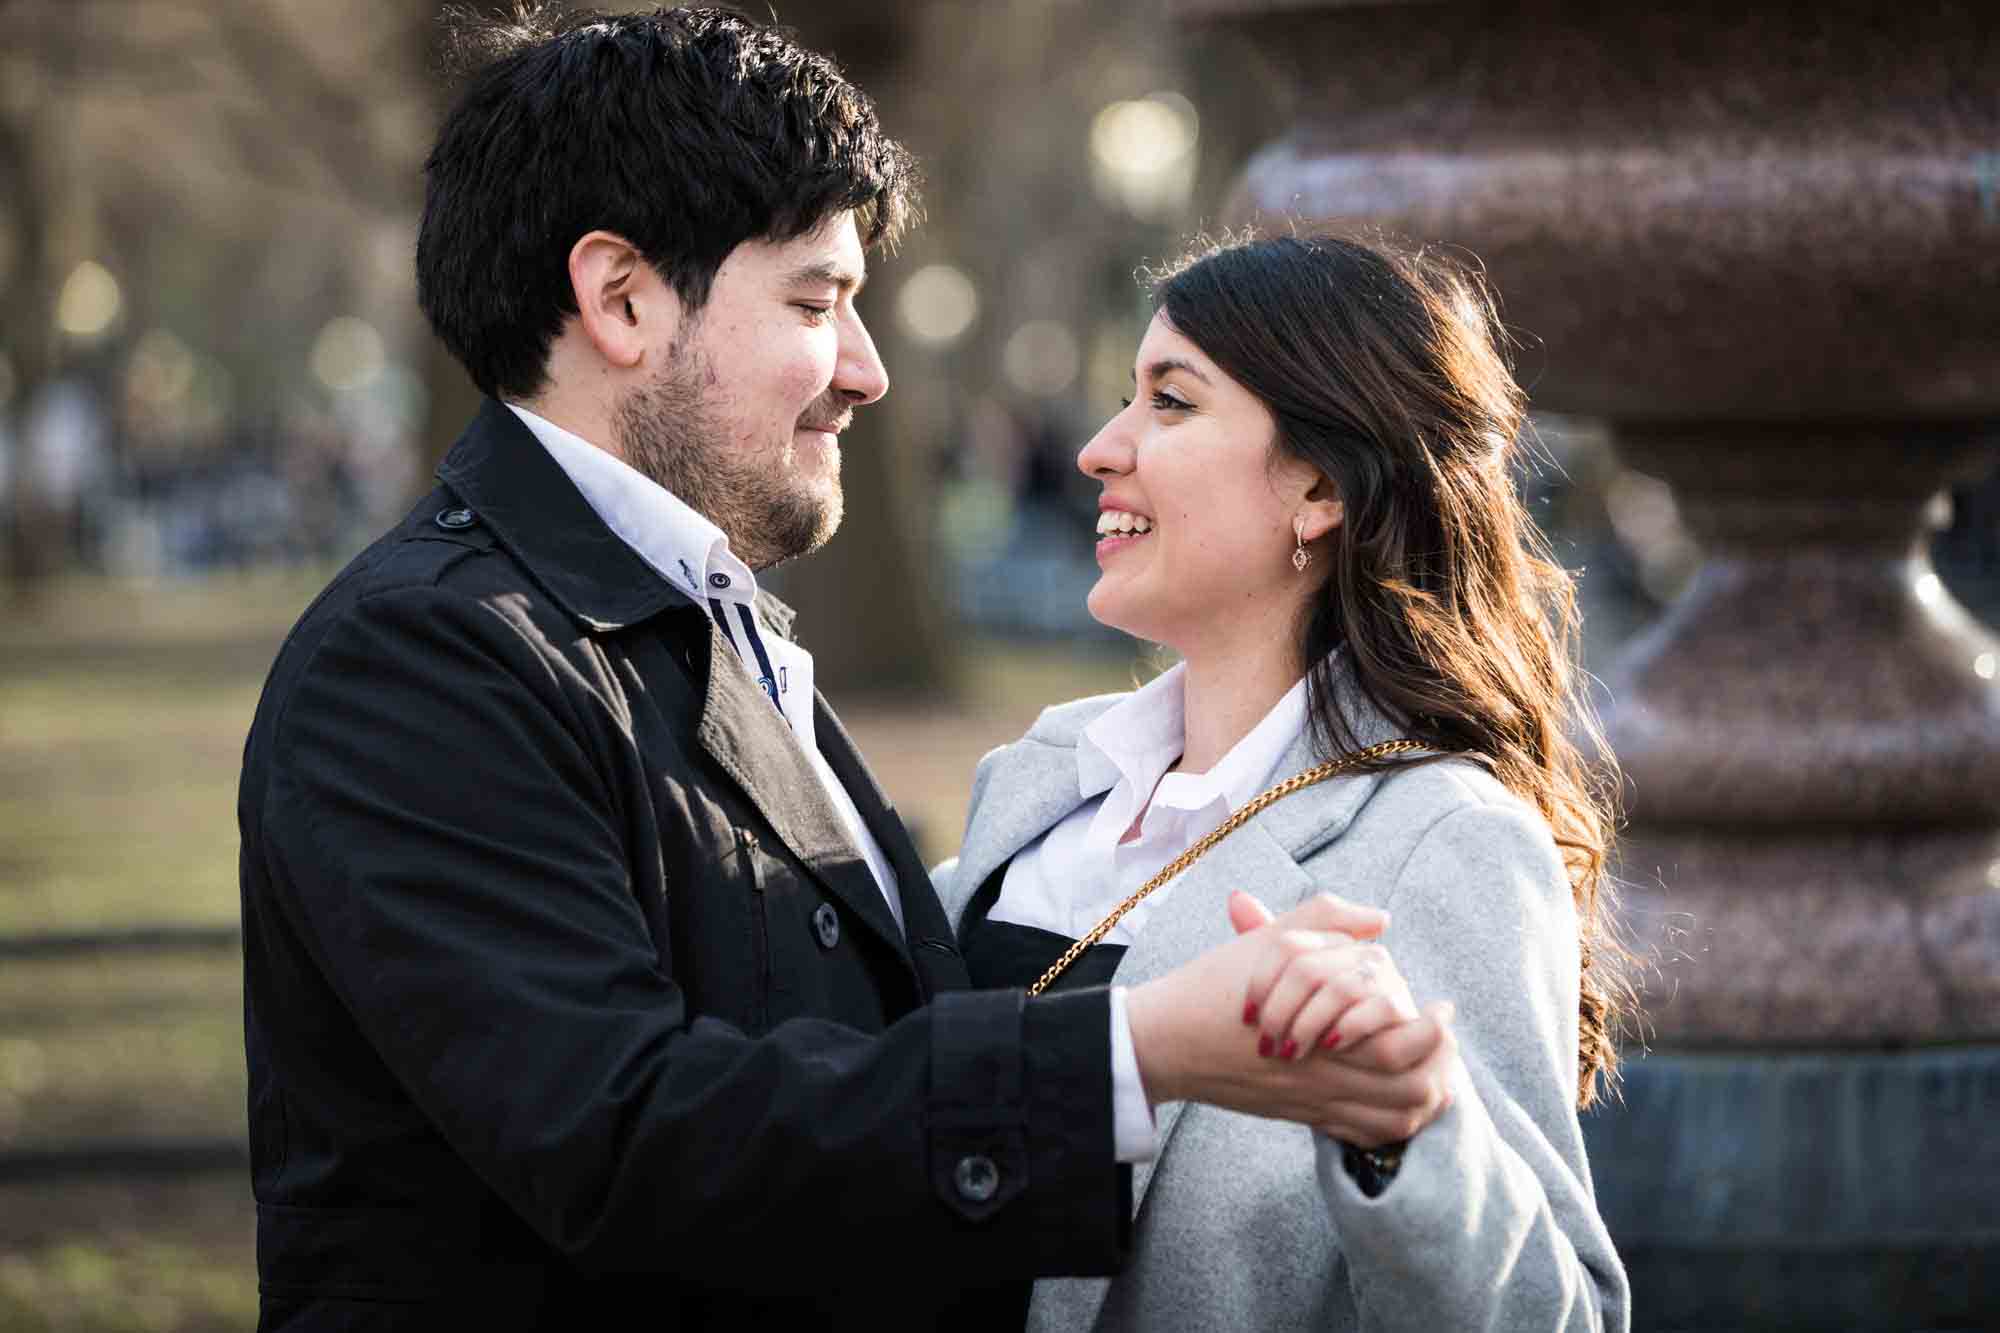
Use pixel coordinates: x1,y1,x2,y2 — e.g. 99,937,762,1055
236,9,1419,1330
936,234,1633,1332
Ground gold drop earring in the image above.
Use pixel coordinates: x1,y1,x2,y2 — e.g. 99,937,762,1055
1293,515,1313,572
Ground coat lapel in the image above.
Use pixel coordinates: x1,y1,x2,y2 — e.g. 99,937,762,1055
940,738,1086,932
694,625,910,968
813,694,972,996
1113,821,1319,1205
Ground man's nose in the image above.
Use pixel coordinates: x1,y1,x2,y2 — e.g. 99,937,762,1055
834,310,889,405
1076,411,1135,479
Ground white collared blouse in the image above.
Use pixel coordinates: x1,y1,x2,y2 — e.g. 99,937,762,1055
988,662,1310,944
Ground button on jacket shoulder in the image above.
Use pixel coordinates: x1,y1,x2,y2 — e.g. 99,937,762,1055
237,401,1125,1330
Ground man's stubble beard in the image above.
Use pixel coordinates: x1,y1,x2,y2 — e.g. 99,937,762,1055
614,341,845,573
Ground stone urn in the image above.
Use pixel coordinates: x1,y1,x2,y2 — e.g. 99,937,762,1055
1177,1,2000,1326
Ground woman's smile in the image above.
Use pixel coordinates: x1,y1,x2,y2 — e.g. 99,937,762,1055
1094,506,1155,562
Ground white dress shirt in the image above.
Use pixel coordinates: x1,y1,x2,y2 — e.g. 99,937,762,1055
505,403,1155,1159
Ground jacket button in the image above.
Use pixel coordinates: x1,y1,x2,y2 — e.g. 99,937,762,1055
434,507,476,530
954,1154,1000,1203
812,902,840,950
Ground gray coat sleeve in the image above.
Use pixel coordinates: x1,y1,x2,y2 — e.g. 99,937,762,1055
1315,799,1631,1333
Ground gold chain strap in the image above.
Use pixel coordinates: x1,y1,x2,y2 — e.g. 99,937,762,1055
1026,737,1428,996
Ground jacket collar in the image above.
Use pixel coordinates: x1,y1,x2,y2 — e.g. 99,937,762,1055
436,398,702,633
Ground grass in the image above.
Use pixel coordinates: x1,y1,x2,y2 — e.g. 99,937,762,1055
0,568,1149,1331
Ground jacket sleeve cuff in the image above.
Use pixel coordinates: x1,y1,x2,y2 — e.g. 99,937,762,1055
927,986,1130,1273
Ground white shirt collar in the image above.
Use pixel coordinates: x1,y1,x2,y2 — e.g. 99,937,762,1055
1077,662,1311,836
504,402,759,607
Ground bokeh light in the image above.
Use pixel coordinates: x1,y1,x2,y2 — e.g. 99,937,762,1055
54,260,122,339
1003,321,1080,397
310,316,386,392
1089,91,1199,220
126,329,198,410
897,263,980,347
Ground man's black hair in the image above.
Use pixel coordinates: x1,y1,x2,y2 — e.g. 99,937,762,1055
416,4,920,400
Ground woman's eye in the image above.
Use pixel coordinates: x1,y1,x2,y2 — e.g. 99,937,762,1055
1151,391,1191,412
1120,397,1133,409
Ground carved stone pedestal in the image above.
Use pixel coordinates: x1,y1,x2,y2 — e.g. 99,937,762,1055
1181,1,2000,1325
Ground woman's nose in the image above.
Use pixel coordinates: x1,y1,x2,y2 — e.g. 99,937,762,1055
1076,412,1135,479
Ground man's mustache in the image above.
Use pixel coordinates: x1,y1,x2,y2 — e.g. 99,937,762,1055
797,392,853,435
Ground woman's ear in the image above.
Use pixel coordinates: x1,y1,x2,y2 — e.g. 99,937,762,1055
1294,471,1345,544
567,230,676,371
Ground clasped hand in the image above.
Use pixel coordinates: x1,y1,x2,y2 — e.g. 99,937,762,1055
1126,891,1456,1149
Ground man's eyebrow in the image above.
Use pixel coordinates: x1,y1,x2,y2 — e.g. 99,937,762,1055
782,260,866,294
1133,357,1212,386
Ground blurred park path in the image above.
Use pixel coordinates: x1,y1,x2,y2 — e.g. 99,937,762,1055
0,571,1147,1332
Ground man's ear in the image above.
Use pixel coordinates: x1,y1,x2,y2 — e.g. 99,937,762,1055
567,230,677,371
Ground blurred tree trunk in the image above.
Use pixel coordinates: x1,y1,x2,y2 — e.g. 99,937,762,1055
0,60,59,604
412,3,486,475
763,5,951,700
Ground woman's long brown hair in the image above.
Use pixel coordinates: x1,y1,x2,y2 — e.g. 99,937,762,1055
1156,232,1632,1108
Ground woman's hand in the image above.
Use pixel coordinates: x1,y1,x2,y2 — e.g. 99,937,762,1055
1231,891,1458,1147
1235,902,1418,1058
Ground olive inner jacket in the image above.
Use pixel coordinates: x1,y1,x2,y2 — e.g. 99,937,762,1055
237,400,1126,1330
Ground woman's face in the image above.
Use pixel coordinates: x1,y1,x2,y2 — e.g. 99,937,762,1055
1077,310,1329,656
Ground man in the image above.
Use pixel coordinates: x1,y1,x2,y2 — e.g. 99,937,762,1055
237,8,1398,1329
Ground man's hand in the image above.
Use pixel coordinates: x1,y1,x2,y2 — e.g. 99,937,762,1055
1125,891,1388,1118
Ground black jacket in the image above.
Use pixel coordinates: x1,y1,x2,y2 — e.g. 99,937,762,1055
237,400,1127,1330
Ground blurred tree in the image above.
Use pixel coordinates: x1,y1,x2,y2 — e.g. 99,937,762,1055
758,1,949,697
0,0,433,599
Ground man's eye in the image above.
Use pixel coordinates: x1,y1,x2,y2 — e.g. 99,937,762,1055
1120,397,1133,409
796,304,834,324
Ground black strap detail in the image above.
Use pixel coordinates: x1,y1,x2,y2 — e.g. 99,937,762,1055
707,597,739,652
733,603,782,710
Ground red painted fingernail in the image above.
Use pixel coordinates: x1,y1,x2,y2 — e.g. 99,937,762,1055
1242,1001,1259,1025
1279,1039,1298,1061
1257,1034,1274,1058
1320,1031,1343,1050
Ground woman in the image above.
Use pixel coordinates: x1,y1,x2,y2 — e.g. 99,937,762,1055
934,233,1632,1332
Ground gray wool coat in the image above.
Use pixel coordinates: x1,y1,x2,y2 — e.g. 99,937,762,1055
933,671,1630,1333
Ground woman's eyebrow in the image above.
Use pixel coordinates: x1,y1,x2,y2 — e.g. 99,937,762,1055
782,260,865,294
1135,357,1212,386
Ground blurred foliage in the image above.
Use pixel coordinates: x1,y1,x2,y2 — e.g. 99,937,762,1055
0,1177,257,1333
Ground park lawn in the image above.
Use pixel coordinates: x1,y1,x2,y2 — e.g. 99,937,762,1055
0,571,321,934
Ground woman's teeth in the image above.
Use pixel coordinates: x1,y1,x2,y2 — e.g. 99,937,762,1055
1096,511,1154,538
